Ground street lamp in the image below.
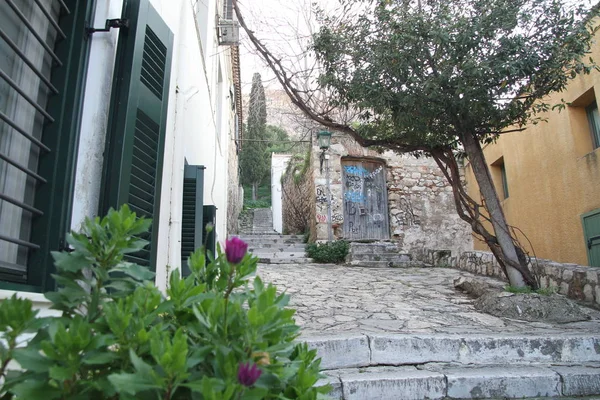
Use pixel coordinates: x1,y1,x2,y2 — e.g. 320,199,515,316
317,130,331,150
317,131,334,242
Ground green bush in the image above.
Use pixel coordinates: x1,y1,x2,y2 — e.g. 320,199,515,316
0,206,328,399
244,199,271,210
306,241,349,264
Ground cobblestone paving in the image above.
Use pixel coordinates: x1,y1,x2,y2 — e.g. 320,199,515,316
256,264,600,336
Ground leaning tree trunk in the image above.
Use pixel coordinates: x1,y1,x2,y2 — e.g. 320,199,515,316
461,132,536,288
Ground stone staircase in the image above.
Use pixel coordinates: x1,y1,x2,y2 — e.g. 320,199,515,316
236,208,311,264
251,208,278,235
346,242,421,268
310,333,600,399
238,234,311,264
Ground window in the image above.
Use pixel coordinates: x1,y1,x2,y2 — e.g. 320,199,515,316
491,156,508,200
0,0,93,291
500,163,509,199
586,102,600,149
570,88,599,156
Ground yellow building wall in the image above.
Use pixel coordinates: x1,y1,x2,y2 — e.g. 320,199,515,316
465,32,600,266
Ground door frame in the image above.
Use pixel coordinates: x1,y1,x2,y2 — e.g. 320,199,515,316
341,156,390,240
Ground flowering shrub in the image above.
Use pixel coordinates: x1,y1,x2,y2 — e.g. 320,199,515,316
0,206,329,399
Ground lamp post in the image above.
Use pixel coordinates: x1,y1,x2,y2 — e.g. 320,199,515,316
317,130,333,242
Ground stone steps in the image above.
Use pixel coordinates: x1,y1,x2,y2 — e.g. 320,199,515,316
346,242,420,268
252,251,307,258
307,333,600,399
257,257,313,264
346,260,423,268
248,243,307,251
348,242,400,254
348,253,413,262
321,364,600,400
237,235,305,245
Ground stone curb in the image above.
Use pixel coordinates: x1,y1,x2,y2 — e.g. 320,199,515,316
302,333,600,370
318,365,600,400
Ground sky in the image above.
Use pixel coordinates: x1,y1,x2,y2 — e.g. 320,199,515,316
237,0,596,94
237,0,330,93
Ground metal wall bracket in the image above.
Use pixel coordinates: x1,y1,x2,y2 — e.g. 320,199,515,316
86,19,129,35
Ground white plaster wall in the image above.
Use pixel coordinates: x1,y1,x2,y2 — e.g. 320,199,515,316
271,154,292,233
69,0,237,292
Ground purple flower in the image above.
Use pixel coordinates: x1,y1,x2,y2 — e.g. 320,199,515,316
225,237,248,264
238,362,262,386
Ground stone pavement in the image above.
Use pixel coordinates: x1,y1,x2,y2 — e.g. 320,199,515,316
256,263,600,336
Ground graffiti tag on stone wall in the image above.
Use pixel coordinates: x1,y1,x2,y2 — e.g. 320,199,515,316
316,213,344,224
316,186,328,203
393,197,420,227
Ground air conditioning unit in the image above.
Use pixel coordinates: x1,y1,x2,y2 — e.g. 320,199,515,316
218,19,239,45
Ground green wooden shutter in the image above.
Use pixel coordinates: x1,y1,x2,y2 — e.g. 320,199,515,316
100,0,173,271
181,165,204,276
582,209,600,267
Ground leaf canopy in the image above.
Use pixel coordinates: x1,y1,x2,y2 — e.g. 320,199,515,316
313,0,598,149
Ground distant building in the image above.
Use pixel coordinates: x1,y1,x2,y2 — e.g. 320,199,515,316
0,0,242,309
464,23,600,267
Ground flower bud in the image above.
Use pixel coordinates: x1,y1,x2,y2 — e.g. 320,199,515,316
238,362,262,386
225,237,248,264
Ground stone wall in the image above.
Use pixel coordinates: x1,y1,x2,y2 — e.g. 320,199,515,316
282,152,316,237
312,132,472,257
227,143,243,235
427,249,600,307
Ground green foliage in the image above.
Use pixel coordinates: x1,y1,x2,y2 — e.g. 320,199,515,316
306,241,349,264
243,183,271,209
0,205,328,399
313,0,598,148
266,125,291,154
240,73,270,193
505,285,556,295
244,200,272,210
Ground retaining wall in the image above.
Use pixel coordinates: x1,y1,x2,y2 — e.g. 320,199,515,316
424,249,600,307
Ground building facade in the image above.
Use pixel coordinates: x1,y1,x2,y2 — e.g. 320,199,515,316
464,23,600,268
0,0,242,310
310,132,473,259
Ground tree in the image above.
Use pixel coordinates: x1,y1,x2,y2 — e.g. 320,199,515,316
266,125,291,154
240,73,269,200
235,0,598,288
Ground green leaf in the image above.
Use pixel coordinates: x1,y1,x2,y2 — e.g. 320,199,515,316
108,372,161,395
12,347,53,372
240,387,269,400
10,380,61,400
110,262,155,281
82,351,120,365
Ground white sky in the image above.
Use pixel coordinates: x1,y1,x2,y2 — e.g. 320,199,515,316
237,0,333,93
238,0,595,93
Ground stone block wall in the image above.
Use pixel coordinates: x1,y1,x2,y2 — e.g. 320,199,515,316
429,249,600,307
312,132,473,257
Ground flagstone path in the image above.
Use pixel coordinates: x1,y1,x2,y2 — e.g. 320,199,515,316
256,264,600,336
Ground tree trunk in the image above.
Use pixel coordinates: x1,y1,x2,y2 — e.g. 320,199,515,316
461,132,533,288
252,183,257,201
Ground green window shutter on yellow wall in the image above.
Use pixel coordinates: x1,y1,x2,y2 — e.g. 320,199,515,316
582,209,600,268
100,0,173,271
